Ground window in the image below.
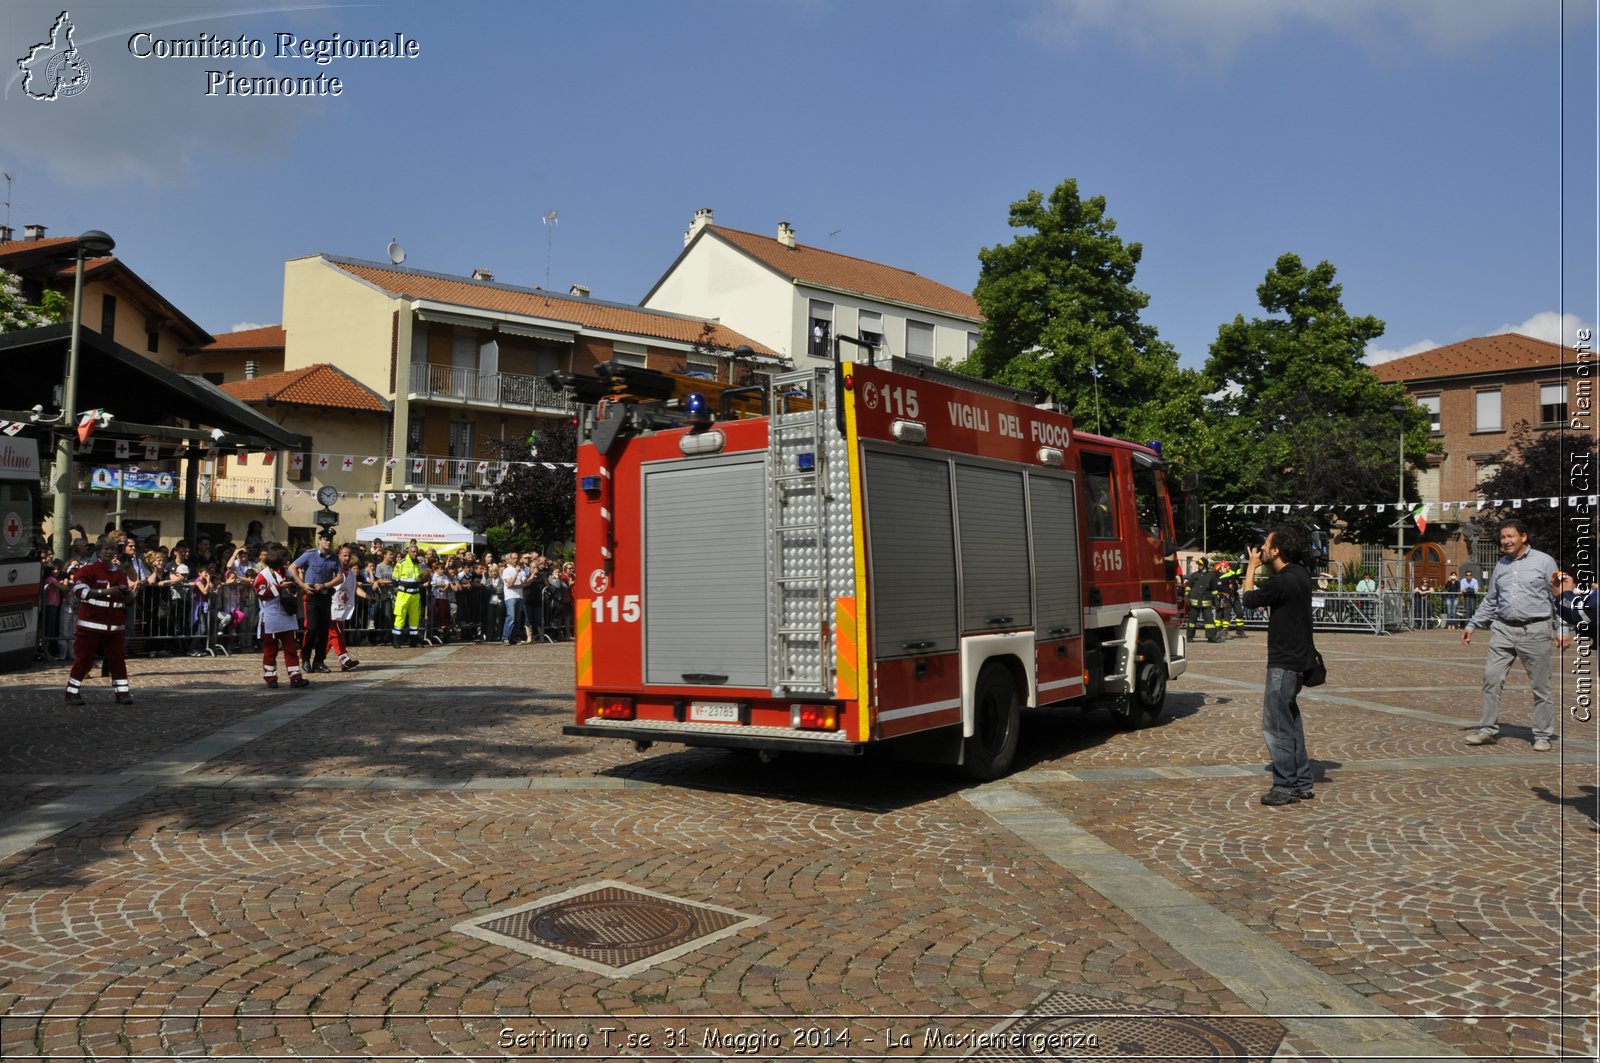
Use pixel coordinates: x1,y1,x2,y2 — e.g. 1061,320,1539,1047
100,293,116,336
1541,382,1568,424
686,351,719,380
1080,451,1117,539
906,320,935,364
858,310,884,360
146,330,160,354
202,371,224,386
406,413,425,456
612,340,647,368
967,332,980,356
1131,457,1169,544
1418,394,1440,433
808,300,833,359
1475,389,1501,432
448,421,474,485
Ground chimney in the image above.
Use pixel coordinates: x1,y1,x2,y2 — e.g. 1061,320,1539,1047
24,223,47,241
684,207,714,246
470,267,494,282
0,225,12,243
244,360,260,379
568,284,590,298
777,221,796,249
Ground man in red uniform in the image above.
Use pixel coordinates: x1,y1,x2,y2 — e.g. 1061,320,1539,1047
66,532,134,705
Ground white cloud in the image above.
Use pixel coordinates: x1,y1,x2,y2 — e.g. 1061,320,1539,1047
1365,338,1441,366
1024,0,1567,64
1490,311,1592,346
229,321,272,332
1364,311,1597,365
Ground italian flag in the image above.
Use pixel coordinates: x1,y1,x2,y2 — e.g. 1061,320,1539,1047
1411,503,1429,534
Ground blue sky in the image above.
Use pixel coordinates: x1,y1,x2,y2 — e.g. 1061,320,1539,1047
1,0,1594,369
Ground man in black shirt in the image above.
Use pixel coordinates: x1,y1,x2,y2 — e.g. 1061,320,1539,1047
1241,524,1316,806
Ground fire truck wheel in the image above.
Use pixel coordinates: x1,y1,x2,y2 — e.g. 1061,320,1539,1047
961,663,1020,780
1128,637,1168,725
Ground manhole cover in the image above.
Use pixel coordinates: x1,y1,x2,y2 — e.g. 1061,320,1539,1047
968,990,1285,1060
454,880,766,977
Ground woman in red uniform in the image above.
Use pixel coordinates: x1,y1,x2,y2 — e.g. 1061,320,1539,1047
254,542,310,689
66,532,134,705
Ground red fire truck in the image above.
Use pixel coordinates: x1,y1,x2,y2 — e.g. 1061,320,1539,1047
558,356,1186,778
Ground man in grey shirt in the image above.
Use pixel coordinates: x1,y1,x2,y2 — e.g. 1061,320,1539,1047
1461,518,1559,750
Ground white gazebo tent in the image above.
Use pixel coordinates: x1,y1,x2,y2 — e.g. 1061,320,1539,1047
357,499,484,554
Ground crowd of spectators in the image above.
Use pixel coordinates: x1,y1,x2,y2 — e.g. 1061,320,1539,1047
39,521,576,658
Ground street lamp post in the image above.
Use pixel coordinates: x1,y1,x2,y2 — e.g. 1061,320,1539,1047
52,229,115,558
1390,403,1406,576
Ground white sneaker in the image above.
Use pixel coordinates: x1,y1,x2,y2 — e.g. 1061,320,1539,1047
1464,731,1496,746
1532,738,1552,752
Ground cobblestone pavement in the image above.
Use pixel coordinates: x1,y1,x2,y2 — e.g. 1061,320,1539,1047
0,630,1595,1061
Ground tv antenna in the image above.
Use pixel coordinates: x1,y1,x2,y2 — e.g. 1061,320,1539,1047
387,236,406,266
828,228,842,243
2,173,11,231
542,210,558,286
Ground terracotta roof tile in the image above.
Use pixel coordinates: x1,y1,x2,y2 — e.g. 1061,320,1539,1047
197,325,285,352
326,258,779,357
220,363,390,413
1372,333,1570,383
703,225,981,320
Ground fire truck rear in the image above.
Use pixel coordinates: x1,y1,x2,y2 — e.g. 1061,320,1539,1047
558,356,1186,779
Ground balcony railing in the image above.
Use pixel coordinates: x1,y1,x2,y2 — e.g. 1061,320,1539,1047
407,363,572,413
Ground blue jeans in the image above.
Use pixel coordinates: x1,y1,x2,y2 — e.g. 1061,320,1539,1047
1263,666,1314,794
501,597,525,642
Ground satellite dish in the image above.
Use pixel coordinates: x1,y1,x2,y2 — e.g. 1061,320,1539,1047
387,237,406,266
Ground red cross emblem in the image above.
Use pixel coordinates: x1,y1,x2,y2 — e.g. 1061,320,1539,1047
318,456,330,469
3,514,19,542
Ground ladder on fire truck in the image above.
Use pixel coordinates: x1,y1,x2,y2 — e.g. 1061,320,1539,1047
768,368,833,695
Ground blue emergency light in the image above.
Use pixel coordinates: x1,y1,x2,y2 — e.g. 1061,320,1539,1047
797,453,815,471
685,392,711,426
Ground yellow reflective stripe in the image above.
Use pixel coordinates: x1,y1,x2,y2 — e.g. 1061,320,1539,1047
842,365,873,743
834,597,858,701
574,597,592,687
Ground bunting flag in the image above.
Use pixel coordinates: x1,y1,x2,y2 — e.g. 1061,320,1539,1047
261,452,275,466
362,455,379,466
290,453,305,471
1209,494,1592,515
145,443,161,460
76,439,93,453
76,409,105,444
341,456,355,472
412,458,424,476
0,421,23,437
114,440,130,459
317,455,331,470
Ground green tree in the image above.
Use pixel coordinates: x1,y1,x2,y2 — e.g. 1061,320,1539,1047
1476,420,1594,573
0,268,65,331
962,179,1198,440
1201,253,1433,547
480,417,577,555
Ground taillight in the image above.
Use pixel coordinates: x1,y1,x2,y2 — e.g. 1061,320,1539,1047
793,703,839,731
594,695,635,720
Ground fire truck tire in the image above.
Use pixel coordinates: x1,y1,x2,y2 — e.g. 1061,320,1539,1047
1128,636,1168,725
961,663,1021,780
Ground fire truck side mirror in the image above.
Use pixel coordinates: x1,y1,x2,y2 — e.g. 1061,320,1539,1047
1180,471,1200,493
1183,494,1199,533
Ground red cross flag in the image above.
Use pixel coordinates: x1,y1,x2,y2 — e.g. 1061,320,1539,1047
317,455,331,470
290,453,305,470
341,456,355,472
114,440,130,458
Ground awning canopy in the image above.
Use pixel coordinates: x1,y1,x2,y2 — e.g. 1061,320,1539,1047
357,498,485,546
0,323,308,451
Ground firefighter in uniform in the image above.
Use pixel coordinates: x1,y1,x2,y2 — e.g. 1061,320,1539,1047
254,542,310,688
1185,558,1217,639
1217,556,1247,633
391,539,427,648
65,533,134,705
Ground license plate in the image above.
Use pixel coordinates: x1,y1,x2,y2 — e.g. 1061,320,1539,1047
0,613,24,632
689,700,740,723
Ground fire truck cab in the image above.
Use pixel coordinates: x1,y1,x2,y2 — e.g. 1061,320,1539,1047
559,357,1186,779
